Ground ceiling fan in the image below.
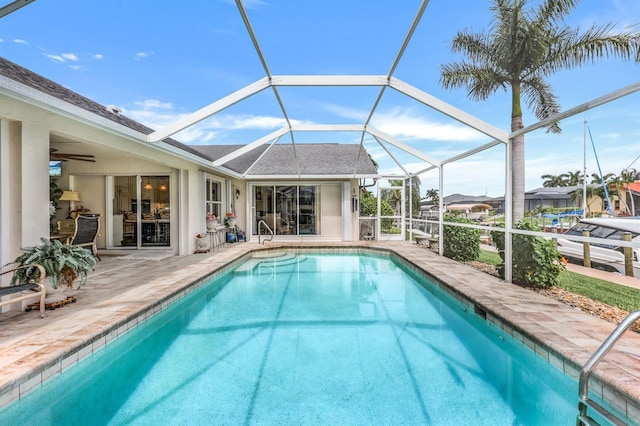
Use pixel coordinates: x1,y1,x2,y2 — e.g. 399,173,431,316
50,148,95,163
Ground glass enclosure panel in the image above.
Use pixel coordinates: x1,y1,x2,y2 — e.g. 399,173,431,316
379,186,403,237
359,218,377,240
254,186,274,235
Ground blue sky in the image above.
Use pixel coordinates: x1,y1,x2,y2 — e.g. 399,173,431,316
1,0,639,197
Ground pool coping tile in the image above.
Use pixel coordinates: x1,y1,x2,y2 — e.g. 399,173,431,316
0,241,638,424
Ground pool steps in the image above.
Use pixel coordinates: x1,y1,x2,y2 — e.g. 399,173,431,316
234,251,306,273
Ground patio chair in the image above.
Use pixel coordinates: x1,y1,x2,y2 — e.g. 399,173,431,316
0,263,47,318
68,214,101,260
360,221,374,241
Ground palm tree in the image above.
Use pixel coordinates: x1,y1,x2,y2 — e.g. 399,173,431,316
424,188,439,205
619,168,638,215
590,172,617,213
541,173,568,187
570,185,595,216
408,176,422,218
565,170,583,186
440,0,640,223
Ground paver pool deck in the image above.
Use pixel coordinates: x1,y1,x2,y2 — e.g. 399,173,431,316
0,241,638,423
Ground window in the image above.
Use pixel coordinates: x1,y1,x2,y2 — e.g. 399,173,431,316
205,177,223,222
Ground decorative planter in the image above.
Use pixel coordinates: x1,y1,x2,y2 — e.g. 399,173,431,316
226,219,236,228
206,221,217,232
195,237,210,253
37,277,80,308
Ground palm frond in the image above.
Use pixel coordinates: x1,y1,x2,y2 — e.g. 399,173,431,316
521,75,561,132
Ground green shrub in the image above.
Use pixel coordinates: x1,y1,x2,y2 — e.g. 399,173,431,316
443,214,480,262
491,221,565,288
9,238,96,289
360,193,394,229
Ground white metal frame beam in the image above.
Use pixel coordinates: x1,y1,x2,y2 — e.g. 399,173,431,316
147,78,271,142
0,0,34,18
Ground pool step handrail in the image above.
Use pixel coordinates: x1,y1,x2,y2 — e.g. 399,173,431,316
258,220,274,245
576,309,640,426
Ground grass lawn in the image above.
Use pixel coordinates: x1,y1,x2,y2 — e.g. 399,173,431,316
477,248,640,313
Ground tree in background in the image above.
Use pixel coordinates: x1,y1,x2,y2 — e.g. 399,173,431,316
541,173,569,187
441,0,640,223
565,170,583,186
590,172,617,213
424,188,439,205
619,168,638,215
383,178,422,219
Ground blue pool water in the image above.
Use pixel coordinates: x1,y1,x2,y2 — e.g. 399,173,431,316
1,252,585,424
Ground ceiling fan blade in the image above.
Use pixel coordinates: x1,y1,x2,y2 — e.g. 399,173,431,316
50,153,96,162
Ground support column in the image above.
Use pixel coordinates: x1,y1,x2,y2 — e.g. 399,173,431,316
21,121,49,246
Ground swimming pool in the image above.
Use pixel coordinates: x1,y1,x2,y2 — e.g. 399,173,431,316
0,252,605,424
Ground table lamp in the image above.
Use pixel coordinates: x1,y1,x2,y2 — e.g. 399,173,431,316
59,191,80,219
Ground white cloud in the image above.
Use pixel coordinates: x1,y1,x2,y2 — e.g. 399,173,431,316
122,98,291,144
43,52,80,65
44,53,65,63
320,103,368,121
92,54,104,60
225,114,291,130
135,52,151,60
134,99,173,110
372,108,486,142
12,39,27,44
61,53,79,61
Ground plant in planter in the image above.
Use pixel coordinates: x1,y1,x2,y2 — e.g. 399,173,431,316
9,238,97,289
206,212,217,231
224,211,237,227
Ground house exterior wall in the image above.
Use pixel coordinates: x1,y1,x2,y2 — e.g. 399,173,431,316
0,93,231,273
0,87,368,316
320,183,342,238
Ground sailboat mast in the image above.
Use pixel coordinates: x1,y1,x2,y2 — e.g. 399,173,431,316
583,120,587,219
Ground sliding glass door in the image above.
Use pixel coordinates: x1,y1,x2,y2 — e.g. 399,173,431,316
253,184,318,236
111,175,171,248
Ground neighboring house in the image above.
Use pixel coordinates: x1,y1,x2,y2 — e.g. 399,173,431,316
420,193,503,218
525,185,629,217
0,56,379,274
623,182,640,216
420,186,633,219
445,203,493,221
524,186,582,212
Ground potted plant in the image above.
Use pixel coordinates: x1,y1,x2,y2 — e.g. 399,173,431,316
224,211,237,228
206,212,217,231
9,238,97,290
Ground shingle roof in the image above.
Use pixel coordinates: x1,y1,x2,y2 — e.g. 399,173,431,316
524,185,595,199
0,56,210,160
190,143,378,176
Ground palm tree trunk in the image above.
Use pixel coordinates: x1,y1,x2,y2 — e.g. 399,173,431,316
511,116,525,223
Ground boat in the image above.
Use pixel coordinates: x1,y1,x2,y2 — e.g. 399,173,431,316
556,218,640,277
